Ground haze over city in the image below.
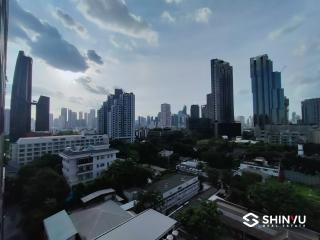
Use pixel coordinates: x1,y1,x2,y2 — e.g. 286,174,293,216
6,0,320,117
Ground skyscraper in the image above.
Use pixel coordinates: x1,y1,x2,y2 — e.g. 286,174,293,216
98,89,135,142
250,54,288,128
160,103,171,128
60,107,67,129
35,96,50,131
88,109,96,129
190,105,200,119
10,51,32,142
206,59,234,123
301,98,320,125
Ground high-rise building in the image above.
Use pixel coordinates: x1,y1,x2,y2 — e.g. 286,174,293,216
35,96,50,131
190,105,200,119
49,113,53,130
206,59,234,123
160,103,171,128
98,89,135,142
4,108,9,135
60,108,68,129
250,54,288,128
301,98,320,125
0,0,8,165
88,109,96,129
10,51,32,142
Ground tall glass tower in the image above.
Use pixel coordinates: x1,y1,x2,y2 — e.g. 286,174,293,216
250,54,288,129
10,51,33,142
35,96,50,131
206,59,234,123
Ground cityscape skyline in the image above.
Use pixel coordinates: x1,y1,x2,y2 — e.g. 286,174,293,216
6,0,320,118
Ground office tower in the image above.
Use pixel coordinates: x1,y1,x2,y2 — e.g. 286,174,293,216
182,105,187,115
49,113,53,130
206,59,234,123
301,98,320,125
60,108,67,129
160,103,171,128
201,105,207,118
250,54,288,128
98,89,135,142
79,111,83,120
35,96,50,131
190,105,200,119
10,51,32,142
4,108,9,135
88,109,96,129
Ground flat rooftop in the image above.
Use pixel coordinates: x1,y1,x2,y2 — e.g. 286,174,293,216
60,147,118,157
95,209,176,240
148,174,197,194
43,210,77,240
15,134,107,143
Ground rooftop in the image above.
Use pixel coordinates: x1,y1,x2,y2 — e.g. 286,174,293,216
60,146,118,157
148,174,197,194
43,210,78,240
81,188,115,203
69,200,132,240
95,209,177,240
16,134,107,143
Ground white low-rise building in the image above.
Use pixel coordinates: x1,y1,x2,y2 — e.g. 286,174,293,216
238,157,280,178
60,144,119,186
10,134,108,167
176,159,207,177
148,174,200,212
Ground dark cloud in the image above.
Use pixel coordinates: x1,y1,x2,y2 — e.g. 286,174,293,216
87,50,103,65
9,0,88,72
75,76,109,95
75,0,158,45
53,8,88,38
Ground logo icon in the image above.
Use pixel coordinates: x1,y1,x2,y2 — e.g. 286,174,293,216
243,213,259,227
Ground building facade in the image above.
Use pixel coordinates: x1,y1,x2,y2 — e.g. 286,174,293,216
60,144,119,186
36,95,50,131
10,134,109,167
301,98,320,125
10,51,33,142
149,174,200,212
206,59,234,123
159,103,171,128
250,55,288,129
190,104,200,119
98,89,135,143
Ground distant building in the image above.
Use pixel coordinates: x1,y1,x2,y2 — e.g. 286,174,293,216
301,98,320,125
98,89,135,143
159,103,171,128
159,149,174,158
88,109,96,129
148,174,200,212
190,104,200,119
60,108,68,129
238,157,280,178
207,59,234,123
36,96,50,131
10,134,108,167
255,124,320,145
176,159,206,177
49,113,53,130
250,55,288,128
10,51,33,142
60,144,118,186
4,108,9,135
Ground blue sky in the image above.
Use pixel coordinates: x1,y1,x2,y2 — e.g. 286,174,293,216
7,0,320,118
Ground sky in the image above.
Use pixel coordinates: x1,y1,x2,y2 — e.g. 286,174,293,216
6,0,320,119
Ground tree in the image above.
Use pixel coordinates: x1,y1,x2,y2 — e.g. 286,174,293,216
207,168,220,187
201,149,233,169
135,191,164,213
178,201,221,240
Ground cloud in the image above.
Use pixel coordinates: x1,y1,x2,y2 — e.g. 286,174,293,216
87,50,104,65
293,41,320,56
164,0,183,4
237,89,250,96
193,7,212,23
268,16,304,40
9,0,88,72
53,8,88,38
75,76,109,95
161,11,176,23
74,0,158,45
109,35,135,51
